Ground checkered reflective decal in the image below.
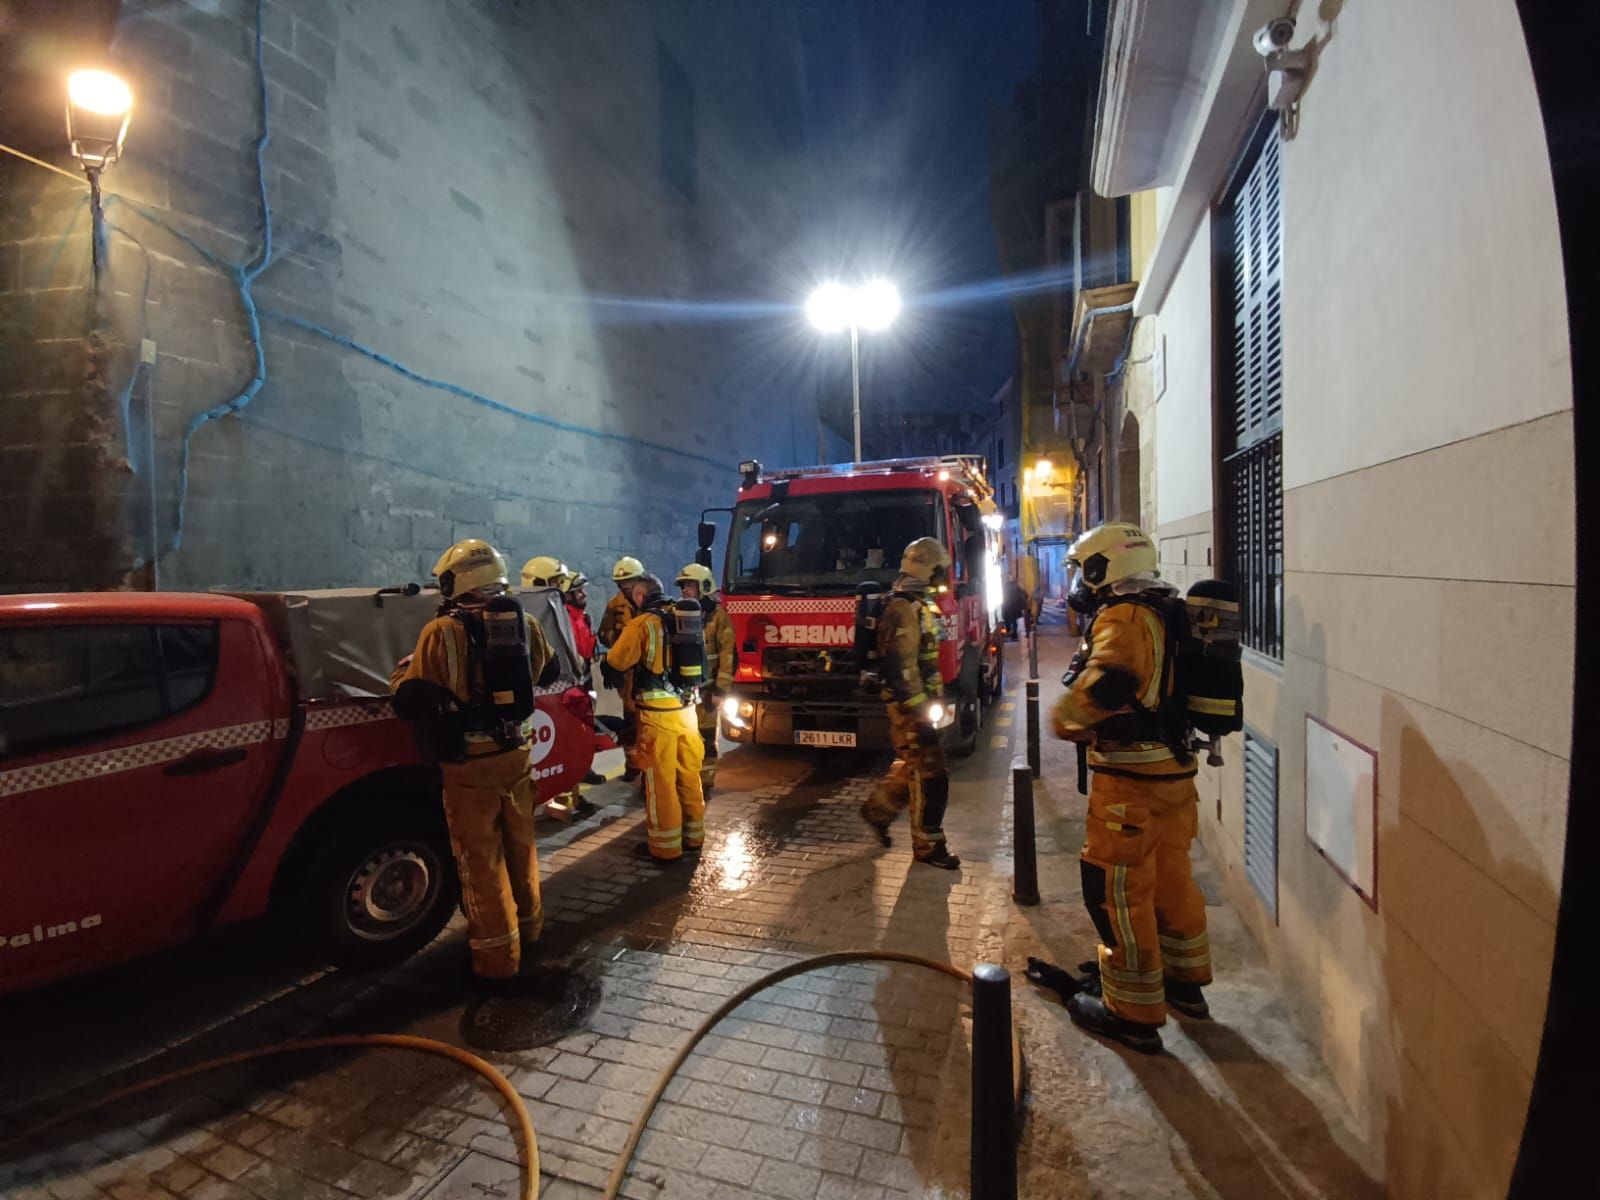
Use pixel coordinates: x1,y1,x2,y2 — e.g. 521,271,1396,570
0,720,278,798
0,701,400,798
721,597,859,615
303,700,395,730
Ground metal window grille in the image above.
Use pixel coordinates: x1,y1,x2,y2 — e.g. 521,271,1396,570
1217,118,1284,658
1243,728,1279,922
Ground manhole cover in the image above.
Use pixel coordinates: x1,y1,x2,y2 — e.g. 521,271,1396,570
460,961,602,1052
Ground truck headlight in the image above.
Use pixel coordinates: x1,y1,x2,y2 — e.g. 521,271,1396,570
926,702,952,729
722,696,753,729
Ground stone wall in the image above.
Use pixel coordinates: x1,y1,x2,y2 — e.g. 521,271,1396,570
0,0,808,595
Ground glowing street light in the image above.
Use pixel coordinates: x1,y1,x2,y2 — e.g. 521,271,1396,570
807,278,901,464
67,70,133,170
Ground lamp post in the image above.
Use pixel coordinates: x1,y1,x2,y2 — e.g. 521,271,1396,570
807,279,900,464
66,69,133,278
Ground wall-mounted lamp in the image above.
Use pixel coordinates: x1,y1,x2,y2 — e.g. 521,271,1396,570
67,70,133,170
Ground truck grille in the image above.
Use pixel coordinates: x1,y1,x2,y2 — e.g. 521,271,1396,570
763,646,858,680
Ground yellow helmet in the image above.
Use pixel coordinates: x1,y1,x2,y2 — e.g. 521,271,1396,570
560,571,588,595
675,562,717,595
899,537,952,586
1068,522,1158,591
612,555,646,583
520,555,568,589
433,539,509,600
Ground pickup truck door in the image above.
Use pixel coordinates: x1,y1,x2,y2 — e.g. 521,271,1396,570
0,616,282,988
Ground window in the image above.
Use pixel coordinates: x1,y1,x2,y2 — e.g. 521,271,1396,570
1243,728,1279,922
954,499,985,588
1215,115,1284,658
725,490,942,594
0,623,218,759
657,42,696,200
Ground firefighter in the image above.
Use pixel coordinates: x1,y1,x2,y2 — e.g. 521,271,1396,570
561,571,597,670
860,537,960,870
604,573,705,862
676,562,734,794
391,539,558,985
1051,522,1212,1054
599,556,647,783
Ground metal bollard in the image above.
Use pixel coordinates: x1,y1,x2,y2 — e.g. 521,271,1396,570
970,963,1018,1200
1027,617,1039,680
1025,679,1041,779
1011,763,1040,906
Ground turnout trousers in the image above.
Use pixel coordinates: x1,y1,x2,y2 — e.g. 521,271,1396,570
439,746,543,979
1080,770,1212,1025
864,703,950,859
638,705,706,859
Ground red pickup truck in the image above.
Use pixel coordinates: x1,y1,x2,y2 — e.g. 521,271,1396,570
0,588,597,995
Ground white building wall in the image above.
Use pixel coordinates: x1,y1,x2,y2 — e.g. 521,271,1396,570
1122,2,1573,1196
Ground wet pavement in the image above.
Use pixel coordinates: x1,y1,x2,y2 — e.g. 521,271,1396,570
0,632,1384,1199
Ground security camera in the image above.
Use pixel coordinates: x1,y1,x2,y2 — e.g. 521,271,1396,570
1253,17,1296,56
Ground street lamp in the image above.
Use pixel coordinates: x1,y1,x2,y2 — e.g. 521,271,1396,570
807,279,901,463
67,70,133,170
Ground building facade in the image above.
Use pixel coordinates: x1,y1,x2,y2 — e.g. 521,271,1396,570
0,0,816,595
1091,1,1573,1195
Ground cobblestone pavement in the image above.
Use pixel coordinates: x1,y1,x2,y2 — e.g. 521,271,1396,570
1,635,1385,1200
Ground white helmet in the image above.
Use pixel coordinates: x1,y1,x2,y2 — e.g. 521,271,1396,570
434,539,509,600
675,562,717,596
520,555,568,589
1067,523,1158,612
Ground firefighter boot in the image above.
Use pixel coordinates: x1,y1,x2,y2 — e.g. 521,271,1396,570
1165,980,1211,1020
911,775,959,869
1066,992,1164,1054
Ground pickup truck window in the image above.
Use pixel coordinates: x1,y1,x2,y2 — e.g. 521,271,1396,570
0,623,218,759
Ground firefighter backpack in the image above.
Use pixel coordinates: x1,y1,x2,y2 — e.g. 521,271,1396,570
462,594,536,747
854,581,888,688
663,599,708,693
1177,580,1244,762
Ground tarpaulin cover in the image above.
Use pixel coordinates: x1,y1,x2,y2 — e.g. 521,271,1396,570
229,587,583,701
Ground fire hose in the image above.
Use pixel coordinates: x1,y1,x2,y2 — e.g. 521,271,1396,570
3,951,1025,1200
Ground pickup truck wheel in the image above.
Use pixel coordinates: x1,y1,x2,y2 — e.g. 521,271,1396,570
300,816,458,969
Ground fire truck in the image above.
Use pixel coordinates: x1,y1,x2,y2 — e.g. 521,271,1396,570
0,585,597,995
698,455,1006,755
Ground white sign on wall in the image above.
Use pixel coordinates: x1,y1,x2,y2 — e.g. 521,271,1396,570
1304,715,1378,908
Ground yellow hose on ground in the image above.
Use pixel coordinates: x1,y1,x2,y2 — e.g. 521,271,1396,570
3,1034,539,1200
600,949,1025,1200
6,952,1023,1200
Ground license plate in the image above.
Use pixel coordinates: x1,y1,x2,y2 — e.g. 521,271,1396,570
795,730,857,748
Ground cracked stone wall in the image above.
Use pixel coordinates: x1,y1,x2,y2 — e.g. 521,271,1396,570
1,0,811,594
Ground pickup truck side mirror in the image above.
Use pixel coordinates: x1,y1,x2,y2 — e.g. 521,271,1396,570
695,547,712,568
697,521,717,550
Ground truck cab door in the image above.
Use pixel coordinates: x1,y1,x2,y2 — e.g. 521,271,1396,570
0,617,280,990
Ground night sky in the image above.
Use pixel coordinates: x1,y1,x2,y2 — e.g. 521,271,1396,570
687,0,1043,428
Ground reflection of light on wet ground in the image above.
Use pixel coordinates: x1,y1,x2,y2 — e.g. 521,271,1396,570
715,828,755,891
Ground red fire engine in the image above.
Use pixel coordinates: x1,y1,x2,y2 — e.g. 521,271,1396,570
0,586,597,994
700,455,1006,755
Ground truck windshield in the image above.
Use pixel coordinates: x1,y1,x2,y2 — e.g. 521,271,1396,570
725,489,943,594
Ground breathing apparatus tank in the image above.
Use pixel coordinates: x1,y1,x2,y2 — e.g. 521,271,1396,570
853,581,887,690
1179,580,1244,764
463,593,535,747
650,598,707,695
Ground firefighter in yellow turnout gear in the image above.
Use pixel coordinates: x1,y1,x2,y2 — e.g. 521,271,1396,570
677,563,733,794
605,574,706,861
392,540,556,984
599,556,647,782
1052,523,1212,1054
860,538,960,869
